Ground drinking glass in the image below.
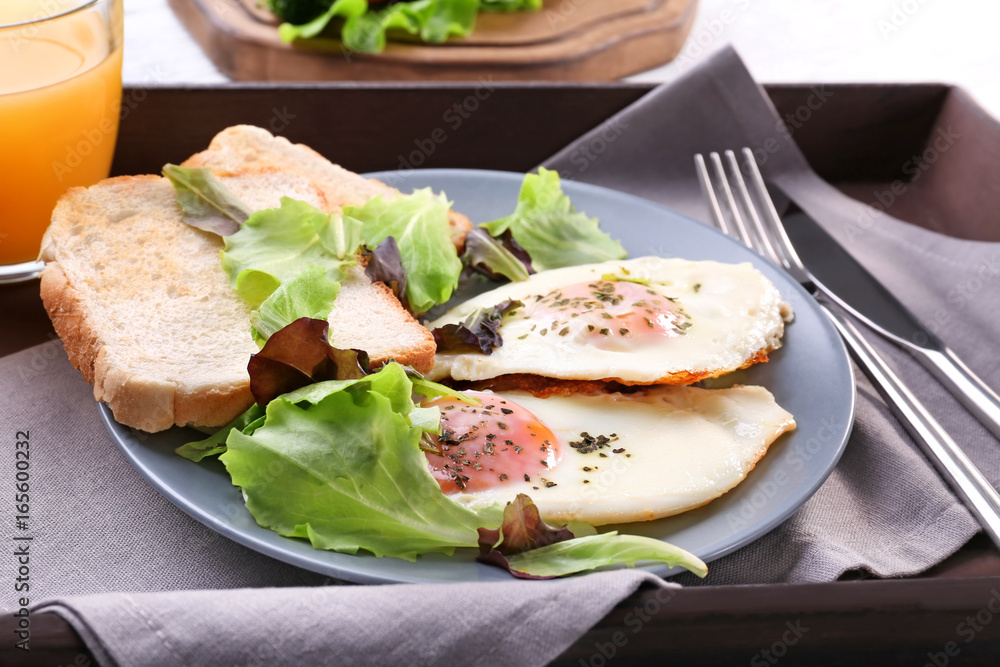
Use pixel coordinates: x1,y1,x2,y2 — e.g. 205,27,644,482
0,0,123,283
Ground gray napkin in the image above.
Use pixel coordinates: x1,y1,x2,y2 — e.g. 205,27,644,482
544,45,995,584
36,572,668,667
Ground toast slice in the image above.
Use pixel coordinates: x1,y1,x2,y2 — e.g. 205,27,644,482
40,162,437,432
183,125,473,248
40,175,260,433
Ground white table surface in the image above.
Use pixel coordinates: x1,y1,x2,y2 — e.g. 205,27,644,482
125,0,1000,119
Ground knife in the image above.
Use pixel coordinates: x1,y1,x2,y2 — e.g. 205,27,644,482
776,198,1000,441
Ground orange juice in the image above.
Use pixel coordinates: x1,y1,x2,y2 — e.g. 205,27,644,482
0,0,123,265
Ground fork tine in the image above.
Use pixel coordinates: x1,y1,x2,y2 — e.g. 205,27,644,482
708,152,756,249
721,149,771,259
694,154,730,236
739,148,805,272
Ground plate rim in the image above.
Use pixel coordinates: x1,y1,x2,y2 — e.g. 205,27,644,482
103,167,856,584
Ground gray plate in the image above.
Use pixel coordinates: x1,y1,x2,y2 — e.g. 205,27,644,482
102,168,856,585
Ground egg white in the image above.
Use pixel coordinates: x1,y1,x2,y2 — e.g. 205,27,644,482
448,385,796,526
427,256,792,384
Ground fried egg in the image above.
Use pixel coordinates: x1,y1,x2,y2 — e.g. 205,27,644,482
423,386,795,525
427,256,792,385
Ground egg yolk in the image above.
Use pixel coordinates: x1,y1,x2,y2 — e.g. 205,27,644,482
524,279,688,350
423,391,560,494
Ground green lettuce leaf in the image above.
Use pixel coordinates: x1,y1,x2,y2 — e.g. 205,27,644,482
278,0,367,41
162,164,252,236
219,363,486,560
480,0,542,11
345,189,462,314
250,266,341,343
221,197,362,309
175,404,266,462
267,0,334,24
280,0,477,52
482,168,627,272
408,0,478,43
504,533,708,579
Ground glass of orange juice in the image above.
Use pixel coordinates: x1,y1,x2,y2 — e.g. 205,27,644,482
0,0,123,283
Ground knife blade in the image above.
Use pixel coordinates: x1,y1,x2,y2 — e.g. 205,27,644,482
780,206,931,348
775,196,1000,441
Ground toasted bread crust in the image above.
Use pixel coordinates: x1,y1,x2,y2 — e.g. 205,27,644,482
182,125,472,249
41,258,256,432
360,279,436,373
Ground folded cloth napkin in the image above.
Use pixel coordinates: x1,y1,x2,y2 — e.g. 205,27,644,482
2,46,995,665
36,573,669,667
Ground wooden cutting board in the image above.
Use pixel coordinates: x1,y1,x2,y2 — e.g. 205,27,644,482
168,0,698,81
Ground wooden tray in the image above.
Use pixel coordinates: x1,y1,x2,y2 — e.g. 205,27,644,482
5,82,1000,665
168,0,697,81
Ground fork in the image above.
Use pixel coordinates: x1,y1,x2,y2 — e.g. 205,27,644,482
696,148,1000,548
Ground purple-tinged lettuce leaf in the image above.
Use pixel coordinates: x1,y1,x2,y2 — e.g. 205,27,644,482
477,495,707,580
462,228,533,283
431,298,522,355
162,164,252,236
477,494,574,557
247,317,370,407
363,236,408,308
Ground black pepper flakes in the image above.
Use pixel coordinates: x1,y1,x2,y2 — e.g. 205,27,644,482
568,432,619,454
619,328,629,336
500,408,513,415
